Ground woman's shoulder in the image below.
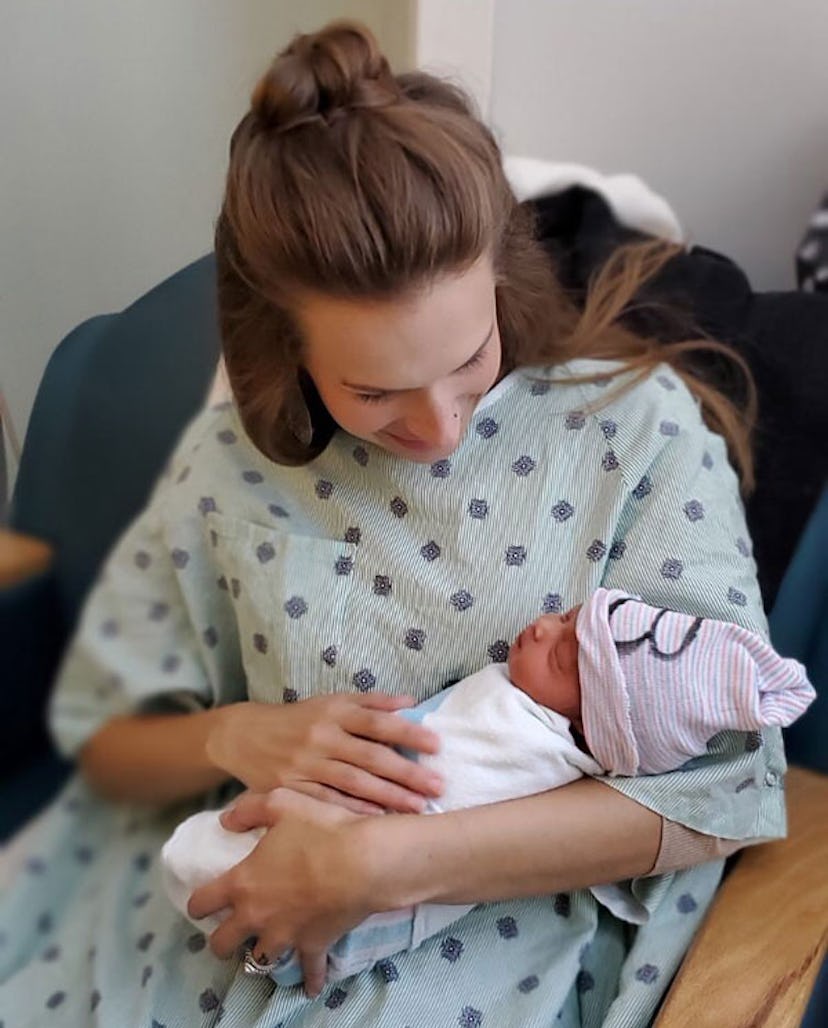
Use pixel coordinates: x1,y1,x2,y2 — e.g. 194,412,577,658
509,359,711,482
147,401,296,527
518,358,700,419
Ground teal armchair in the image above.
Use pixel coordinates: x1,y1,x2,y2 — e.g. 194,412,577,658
4,253,826,1026
4,254,219,837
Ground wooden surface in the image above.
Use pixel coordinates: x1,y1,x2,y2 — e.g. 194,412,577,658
0,527,53,587
656,765,828,1027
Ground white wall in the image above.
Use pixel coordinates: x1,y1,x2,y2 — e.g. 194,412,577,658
412,0,494,117
489,0,828,291
1,0,412,484
7,0,824,491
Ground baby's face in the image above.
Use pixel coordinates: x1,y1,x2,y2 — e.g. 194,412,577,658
507,607,582,724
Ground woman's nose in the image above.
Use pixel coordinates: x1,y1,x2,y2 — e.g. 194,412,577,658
404,391,460,449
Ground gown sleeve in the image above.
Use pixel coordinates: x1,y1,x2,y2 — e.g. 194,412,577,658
48,434,246,759
596,371,787,845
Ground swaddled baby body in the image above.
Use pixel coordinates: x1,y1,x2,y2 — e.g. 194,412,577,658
162,587,814,985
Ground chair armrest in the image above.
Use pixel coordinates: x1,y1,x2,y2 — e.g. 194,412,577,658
0,530,62,776
656,765,828,1027
0,527,52,586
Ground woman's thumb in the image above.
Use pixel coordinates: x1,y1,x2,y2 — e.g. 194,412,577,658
219,794,273,832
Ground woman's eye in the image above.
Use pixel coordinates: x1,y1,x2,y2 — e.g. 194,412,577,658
460,348,485,372
357,392,390,404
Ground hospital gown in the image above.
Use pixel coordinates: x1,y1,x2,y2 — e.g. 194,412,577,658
0,360,786,1027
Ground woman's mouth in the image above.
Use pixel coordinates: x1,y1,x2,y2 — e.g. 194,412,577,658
383,431,432,451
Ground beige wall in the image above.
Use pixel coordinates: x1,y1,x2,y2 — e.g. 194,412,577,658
489,0,828,291
1,0,412,476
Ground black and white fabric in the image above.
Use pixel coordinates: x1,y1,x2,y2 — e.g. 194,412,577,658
796,193,828,293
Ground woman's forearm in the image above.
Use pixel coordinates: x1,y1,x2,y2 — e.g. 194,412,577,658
367,777,662,909
79,708,233,806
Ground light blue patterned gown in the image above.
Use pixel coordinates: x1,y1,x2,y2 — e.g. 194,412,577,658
0,361,786,1027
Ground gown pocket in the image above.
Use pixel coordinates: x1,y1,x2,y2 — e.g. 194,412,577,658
206,514,355,704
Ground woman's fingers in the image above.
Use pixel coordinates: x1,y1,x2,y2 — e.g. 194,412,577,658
345,705,441,755
220,792,283,832
319,758,431,813
353,692,417,711
208,914,256,961
188,873,233,923
299,948,328,998
285,780,386,815
341,735,444,798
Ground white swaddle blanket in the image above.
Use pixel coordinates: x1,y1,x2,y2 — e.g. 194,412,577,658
162,665,642,986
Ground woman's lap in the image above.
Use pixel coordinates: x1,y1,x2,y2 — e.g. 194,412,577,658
0,776,714,1027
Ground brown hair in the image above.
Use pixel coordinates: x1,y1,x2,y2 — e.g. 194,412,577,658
217,20,756,489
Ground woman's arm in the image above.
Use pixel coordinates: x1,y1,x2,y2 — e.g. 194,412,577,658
191,777,661,995
79,709,231,806
78,693,443,810
363,777,662,908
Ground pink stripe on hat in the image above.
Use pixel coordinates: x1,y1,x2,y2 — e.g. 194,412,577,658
576,589,816,776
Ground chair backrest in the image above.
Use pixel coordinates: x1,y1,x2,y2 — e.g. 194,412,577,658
770,487,828,773
11,254,220,643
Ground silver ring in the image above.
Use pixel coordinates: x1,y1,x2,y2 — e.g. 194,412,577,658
243,948,279,976
242,946,294,976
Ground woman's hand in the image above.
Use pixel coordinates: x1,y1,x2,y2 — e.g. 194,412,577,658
188,789,383,997
206,694,443,814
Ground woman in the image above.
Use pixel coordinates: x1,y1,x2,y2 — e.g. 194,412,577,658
0,21,783,1027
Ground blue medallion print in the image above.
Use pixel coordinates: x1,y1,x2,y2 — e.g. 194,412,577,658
551,500,574,522
284,596,308,619
334,555,354,576
404,628,426,651
487,640,510,662
633,475,653,499
373,575,392,596
352,668,376,692
586,540,607,562
505,545,526,566
421,541,442,562
512,455,536,477
661,558,684,580
635,964,660,984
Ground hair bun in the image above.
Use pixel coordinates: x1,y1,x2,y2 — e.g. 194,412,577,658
251,21,401,133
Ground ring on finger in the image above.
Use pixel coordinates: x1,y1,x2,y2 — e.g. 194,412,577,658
242,946,294,976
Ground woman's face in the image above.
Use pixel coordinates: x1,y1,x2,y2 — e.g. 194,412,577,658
297,256,502,462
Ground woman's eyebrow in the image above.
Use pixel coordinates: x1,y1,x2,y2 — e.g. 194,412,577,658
342,321,495,392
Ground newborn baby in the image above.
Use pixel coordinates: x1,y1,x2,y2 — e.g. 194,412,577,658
162,588,814,985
